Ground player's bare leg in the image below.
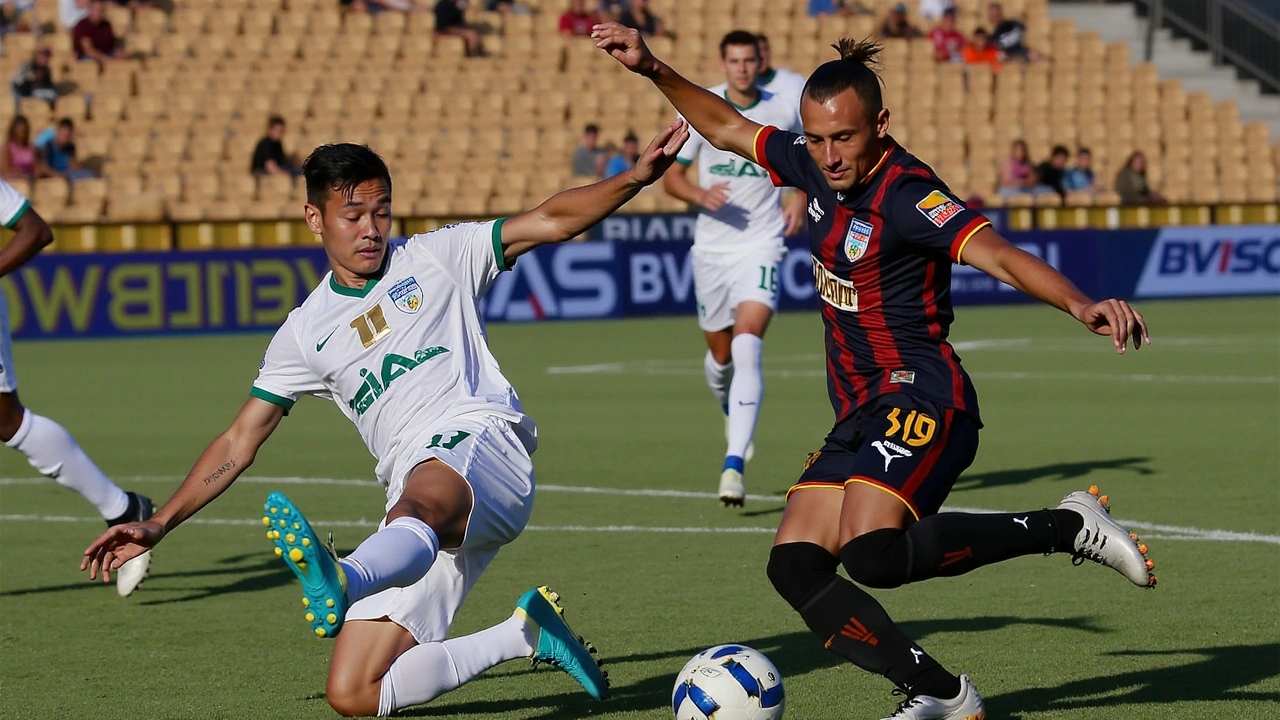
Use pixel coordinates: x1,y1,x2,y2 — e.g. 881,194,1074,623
1,390,154,596
717,301,773,506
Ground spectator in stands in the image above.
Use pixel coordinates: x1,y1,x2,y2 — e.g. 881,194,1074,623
879,3,923,39
928,7,964,62
1,114,50,181
962,27,1001,69
618,0,668,38
1063,147,1096,191
604,132,639,179
987,2,1034,62
572,123,605,178
72,0,122,63
1036,145,1070,199
58,0,90,31
434,0,486,56
11,46,58,108
809,0,870,17
998,139,1037,198
36,118,94,181
558,0,596,37
486,0,530,14
1115,151,1165,205
919,0,953,22
251,116,300,177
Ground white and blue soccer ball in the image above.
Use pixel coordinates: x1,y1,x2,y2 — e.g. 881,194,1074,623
671,644,785,720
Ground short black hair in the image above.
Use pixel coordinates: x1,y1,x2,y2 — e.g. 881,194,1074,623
720,30,758,58
57,117,74,129
1051,145,1070,157
268,115,286,128
756,33,770,44
803,38,885,122
584,123,599,134
623,132,639,144
1077,147,1092,155
303,143,392,208
973,26,989,36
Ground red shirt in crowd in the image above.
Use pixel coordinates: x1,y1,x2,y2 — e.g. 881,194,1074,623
929,27,965,62
559,11,595,36
72,18,117,59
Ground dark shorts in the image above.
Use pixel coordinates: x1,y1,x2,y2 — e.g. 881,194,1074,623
790,394,980,519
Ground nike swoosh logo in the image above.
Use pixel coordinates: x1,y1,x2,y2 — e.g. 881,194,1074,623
316,327,338,352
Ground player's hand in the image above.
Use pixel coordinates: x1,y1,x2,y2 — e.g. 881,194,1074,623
1074,298,1150,354
592,22,659,75
80,520,165,583
628,120,691,187
700,181,731,212
782,195,806,235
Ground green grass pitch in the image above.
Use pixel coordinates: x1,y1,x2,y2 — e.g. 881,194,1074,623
2,297,1278,719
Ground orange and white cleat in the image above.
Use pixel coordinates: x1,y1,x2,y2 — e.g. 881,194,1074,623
1057,487,1157,588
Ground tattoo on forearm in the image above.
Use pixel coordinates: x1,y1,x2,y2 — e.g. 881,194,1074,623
203,460,236,486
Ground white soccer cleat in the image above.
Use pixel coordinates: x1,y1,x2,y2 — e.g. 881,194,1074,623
1057,486,1157,588
116,550,152,597
723,414,755,462
881,674,986,720
718,468,745,507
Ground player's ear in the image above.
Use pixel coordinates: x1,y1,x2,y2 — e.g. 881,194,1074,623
304,203,323,235
875,107,890,139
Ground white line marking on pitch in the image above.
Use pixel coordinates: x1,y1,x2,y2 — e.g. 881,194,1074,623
2,477,1276,545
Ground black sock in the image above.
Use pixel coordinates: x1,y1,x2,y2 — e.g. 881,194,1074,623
105,492,139,527
841,509,1086,587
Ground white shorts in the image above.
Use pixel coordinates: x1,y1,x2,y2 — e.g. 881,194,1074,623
692,243,785,332
345,415,536,643
0,290,16,393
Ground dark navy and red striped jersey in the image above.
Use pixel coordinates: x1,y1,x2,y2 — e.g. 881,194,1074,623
754,125,990,425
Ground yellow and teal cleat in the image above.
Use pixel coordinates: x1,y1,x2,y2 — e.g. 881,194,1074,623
514,586,609,700
264,491,348,638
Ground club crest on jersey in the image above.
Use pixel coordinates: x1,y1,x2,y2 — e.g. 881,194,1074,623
388,276,422,314
844,219,874,262
916,190,962,228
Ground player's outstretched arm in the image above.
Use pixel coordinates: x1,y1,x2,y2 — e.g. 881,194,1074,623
961,227,1151,354
499,119,689,262
80,398,285,582
593,22,761,162
0,206,53,277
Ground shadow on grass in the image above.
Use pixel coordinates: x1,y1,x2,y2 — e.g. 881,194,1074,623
985,642,1280,717
400,616,1109,719
953,456,1154,492
0,552,295,603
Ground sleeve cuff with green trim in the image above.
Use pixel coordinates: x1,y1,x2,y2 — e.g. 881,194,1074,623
491,217,510,272
250,386,296,413
3,198,30,229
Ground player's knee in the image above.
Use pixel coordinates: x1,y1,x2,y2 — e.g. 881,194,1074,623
767,542,839,611
0,394,24,442
325,672,379,717
840,528,910,589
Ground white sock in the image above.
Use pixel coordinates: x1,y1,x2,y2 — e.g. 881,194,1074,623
704,350,733,414
5,409,130,520
376,614,537,715
339,516,440,604
725,334,764,466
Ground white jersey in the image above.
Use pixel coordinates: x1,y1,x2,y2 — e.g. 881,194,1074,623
676,84,802,253
0,178,33,393
0,178,31,230
251,220,533,487
758,66,807,109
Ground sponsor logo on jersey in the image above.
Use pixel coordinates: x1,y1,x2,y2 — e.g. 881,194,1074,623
812,257,858,312
844,218,873,262
347,345,450,416
915,190,962,228
808,197,824,223
388,276,423,314
889,370,916,385
792,135,807,145
708,158,766,178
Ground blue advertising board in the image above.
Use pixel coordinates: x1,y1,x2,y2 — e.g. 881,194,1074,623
4,223,1276,339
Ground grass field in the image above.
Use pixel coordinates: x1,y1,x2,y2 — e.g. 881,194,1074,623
2,296,1278,719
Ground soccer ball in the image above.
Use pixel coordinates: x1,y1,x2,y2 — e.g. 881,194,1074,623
671,644,785,720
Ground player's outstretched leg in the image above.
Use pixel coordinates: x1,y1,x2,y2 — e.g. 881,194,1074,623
264,491,443,638
3,404,155,596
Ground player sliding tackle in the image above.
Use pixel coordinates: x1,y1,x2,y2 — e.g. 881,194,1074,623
596,23,1156,720
81,123,689,717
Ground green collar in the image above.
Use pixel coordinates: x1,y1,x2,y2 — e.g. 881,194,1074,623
723,88,761,111
759,68,777,84
328,257,386,298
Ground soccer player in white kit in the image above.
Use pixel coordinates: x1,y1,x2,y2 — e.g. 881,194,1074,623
661,31,806,506
756,33,808,109
0,178,154,597
81,125,690,717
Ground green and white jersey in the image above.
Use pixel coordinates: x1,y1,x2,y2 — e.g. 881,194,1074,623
759,66,807,109
251,220,533,487
676,84,802,253
0,178,32,229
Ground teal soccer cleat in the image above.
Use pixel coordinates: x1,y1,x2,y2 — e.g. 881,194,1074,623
514,586,610,700
263,491,348,638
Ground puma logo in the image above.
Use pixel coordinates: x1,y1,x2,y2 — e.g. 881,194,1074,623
872,440,912,471
1013,516,1030,530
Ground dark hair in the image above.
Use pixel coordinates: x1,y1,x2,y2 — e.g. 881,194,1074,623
623,132,639,144
973,26,989,35
756,33,770,44
1077,147,1091,155
584,123,599,134
1051,145,1069,157
720,30,758,58
268,115,286,128
803,39,884,121
57,117,74,129
303,143,392,208
7,114,29,144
